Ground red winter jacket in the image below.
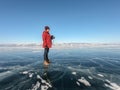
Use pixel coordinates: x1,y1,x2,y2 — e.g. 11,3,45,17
42,30,52,48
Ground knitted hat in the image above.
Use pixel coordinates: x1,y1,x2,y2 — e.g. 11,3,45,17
45,26,50,30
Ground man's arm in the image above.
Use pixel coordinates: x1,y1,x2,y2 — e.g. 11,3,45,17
42,32,47,47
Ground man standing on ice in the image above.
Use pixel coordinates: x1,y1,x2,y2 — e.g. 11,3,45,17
42,26,55,65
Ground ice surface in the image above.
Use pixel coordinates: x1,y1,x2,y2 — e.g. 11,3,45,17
0,47,120,90
32,51,41,53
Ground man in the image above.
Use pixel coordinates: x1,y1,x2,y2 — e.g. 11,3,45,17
42,26,54,65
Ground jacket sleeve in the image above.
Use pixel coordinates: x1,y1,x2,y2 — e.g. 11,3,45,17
47,33,52,48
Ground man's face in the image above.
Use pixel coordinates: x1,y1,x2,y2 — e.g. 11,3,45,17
46,29,50,32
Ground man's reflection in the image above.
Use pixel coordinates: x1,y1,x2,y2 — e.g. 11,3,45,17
40,66,53,90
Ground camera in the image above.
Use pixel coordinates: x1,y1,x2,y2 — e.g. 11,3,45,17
51,35,55,40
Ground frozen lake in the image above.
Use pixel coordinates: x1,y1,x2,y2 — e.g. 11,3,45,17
0,47,120,90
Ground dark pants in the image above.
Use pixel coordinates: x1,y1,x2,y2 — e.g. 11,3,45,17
44,47,49,61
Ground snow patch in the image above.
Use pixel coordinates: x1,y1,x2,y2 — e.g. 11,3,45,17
32,81,40,90
88,76,93,79
72,72,76,75
37,75,41,79
105,79,111,83
29,73,33,78
22,71,29,75
97,74,104,77
76,81,80,86
105,80,120,90
68,66,72,69
78,77,91,86
41,85,49,90
37,75,52,88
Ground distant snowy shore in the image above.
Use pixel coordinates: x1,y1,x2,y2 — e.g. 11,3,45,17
0,43,120,51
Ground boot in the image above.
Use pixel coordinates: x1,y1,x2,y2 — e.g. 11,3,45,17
44,60,49,66
47,59,50,63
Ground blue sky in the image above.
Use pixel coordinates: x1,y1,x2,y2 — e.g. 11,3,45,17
0,0,120,43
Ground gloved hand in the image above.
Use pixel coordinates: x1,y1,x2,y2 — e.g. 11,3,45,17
51,35,55,40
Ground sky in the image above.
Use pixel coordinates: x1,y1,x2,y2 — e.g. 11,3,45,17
0,0,120,44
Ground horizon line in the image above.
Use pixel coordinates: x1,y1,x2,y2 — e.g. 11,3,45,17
0,42,120,45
